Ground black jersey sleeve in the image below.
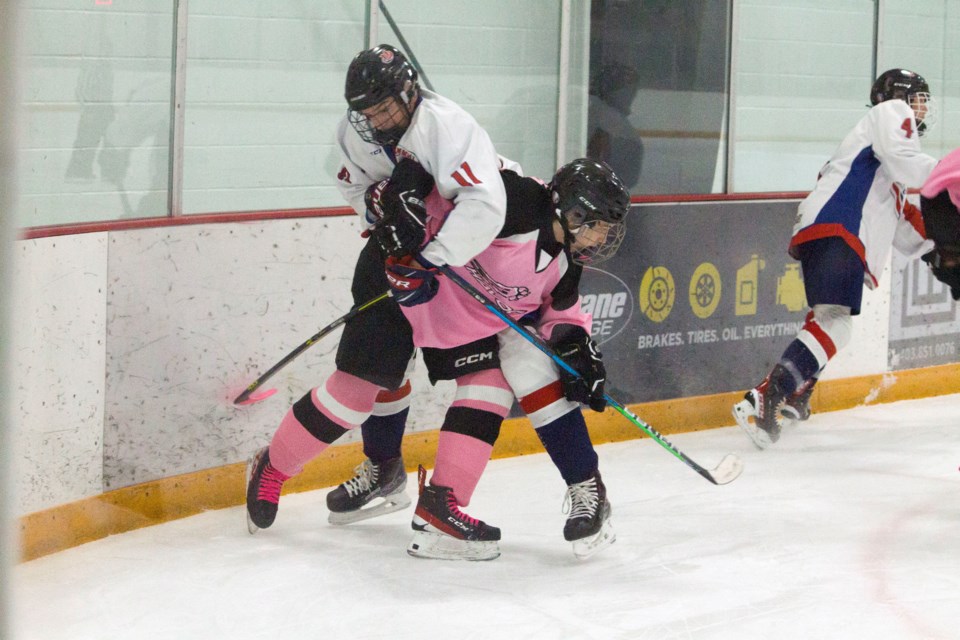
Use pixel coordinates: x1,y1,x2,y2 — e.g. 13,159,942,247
549,259,582,311
497,170,555,238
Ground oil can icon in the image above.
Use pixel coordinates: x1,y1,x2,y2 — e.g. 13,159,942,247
777,263,807,312
735,255,765,316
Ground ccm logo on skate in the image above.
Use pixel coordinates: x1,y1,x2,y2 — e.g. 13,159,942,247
447,516,470,532
454,352,494,367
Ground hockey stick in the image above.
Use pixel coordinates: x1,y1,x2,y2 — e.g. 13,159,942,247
435,264,743,485
233,290,392,405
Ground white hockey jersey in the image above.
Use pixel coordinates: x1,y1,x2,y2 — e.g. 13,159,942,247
790,99,937,288
334,88,515,267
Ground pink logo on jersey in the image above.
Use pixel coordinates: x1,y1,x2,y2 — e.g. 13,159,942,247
379,49,395,64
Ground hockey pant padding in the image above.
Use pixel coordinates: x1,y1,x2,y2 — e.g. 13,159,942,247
361,381,413,463
782,305,851,390
270,371,380,476
431,370,512,506
335,239,415,389
535,410,599,486
498,329,580,428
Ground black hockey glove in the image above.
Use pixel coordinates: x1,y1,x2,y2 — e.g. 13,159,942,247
363,179,392,225
552,325,607,412
390,158,435,198
363,159,435,226
384,255,441,306
922,248,960,300
370,188,428,258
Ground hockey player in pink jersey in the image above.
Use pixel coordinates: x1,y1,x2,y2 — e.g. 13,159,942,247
919,147,960,300
733,69,938,449
245,45,514,533
369,158,629,559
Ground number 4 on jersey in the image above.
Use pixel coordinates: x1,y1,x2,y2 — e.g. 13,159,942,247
900,117,914,139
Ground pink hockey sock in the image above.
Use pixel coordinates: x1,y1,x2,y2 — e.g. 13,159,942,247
268,408,330,477
430,430,494,507
268,371,381,477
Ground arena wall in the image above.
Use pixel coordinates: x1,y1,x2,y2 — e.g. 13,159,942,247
13,200,960,560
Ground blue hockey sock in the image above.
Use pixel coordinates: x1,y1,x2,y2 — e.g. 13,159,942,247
361,408,408,463
779,338,822,394
534,409,599,486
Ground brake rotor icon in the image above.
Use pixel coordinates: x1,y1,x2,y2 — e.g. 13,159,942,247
639,266,675,323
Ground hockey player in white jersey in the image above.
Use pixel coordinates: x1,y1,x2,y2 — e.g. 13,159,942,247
733,68,938,449
245,45,513,532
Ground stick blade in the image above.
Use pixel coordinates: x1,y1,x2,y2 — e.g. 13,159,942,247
234,388,277,406
708,454,744,485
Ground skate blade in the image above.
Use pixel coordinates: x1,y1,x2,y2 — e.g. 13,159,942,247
571,506,616,559
732,401,773,450
407,530,500,561
244,455,260,535
327,491,412,525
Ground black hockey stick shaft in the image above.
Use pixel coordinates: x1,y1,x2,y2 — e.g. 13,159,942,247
233,290,391,405
435,264,742,485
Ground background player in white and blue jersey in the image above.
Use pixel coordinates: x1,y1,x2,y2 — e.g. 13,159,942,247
733,68,938,449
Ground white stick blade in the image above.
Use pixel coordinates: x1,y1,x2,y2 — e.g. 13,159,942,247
710,454,744,485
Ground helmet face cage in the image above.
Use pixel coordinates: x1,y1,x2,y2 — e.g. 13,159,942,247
347,101,411,146
909,92,937,135
344,45,419,145
870,68,936,135
568,217,626,265
551,158,631,266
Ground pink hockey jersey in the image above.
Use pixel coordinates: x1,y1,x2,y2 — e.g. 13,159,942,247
921,147,960,206
399,183,592,350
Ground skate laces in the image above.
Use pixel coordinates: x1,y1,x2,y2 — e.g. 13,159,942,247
256,462,289,503
342,459,379,498
563,478,599,520
445,492,480,527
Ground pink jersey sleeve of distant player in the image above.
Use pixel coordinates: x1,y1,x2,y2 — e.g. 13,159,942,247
921,147,960,209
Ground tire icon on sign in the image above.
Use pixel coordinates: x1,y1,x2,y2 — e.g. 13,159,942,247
689,262,722,319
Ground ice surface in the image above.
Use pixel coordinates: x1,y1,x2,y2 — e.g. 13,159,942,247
13,394,960,640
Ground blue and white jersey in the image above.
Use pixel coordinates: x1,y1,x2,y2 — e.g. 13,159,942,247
790,99,936,287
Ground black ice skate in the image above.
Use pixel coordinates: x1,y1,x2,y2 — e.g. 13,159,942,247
781,380,815,426
563,470,615,559
245,446,290,534
732,364,792,449
326,457,411,525
407,466,501,561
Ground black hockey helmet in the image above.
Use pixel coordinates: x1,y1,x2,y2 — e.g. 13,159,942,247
345,44,419,145
870,68,929,106
550,158,630,265
870,68,936,134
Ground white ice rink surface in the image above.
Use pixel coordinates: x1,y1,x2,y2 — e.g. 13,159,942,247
12,394,960,640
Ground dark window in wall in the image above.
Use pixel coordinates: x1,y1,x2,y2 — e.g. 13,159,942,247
588,0,729,195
